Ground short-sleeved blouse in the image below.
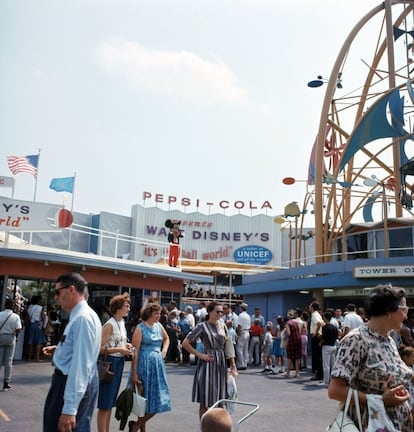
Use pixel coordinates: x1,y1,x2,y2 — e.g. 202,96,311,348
331,324,413,432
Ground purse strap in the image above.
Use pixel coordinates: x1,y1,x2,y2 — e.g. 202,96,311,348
341,387,362,431
102,347,109,361
0,313,13,332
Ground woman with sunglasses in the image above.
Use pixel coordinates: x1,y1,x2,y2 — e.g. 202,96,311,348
182,301,237,419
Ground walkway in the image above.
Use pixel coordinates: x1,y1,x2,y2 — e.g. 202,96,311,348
0,361,338,432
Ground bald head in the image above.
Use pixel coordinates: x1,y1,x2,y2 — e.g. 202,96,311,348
200,408,232,432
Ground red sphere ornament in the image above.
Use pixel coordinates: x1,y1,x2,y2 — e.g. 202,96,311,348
282,177,296,185
56,208,73,228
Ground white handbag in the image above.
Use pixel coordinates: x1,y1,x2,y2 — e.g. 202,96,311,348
326,387,362,432
365,394,399,432
131,384,147,418
226,373,238,414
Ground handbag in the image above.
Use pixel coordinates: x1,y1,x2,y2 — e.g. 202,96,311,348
131,383,147,417
326,387,362,432
97,349,114,384
280,329,288,349
365,394,399,432
226,373,238,414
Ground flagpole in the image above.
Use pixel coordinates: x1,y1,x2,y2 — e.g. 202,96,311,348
70,172,76,212
4,178,15,249
67,172,76,250
33,148,42,201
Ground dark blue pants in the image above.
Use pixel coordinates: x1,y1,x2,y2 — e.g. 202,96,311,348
311,336,323,378
43,370,98,432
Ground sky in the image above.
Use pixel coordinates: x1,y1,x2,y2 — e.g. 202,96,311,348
0,0,380,218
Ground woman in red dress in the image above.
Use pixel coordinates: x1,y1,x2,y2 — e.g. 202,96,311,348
283,310,302,378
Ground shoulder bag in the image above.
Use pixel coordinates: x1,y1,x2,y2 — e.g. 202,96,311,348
326,387,362,432
223,323,235,359
97,348,114,384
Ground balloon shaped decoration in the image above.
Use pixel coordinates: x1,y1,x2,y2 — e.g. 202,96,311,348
56,208,73,228
284,202,301,217
282,177,296,185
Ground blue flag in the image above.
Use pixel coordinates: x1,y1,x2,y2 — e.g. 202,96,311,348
49,176,75,193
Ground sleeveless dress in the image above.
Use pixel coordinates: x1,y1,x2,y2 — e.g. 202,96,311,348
132,322,171,414
186,321,227,407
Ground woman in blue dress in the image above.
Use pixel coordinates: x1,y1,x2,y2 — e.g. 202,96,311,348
129,303,171,432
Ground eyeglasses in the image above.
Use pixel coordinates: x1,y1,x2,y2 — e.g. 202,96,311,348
54,285,72,296
398,305,410,312
215,310,224,314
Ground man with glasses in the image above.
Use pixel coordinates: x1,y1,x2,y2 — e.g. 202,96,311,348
42,272,101,432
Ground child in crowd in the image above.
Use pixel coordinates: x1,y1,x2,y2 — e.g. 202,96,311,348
201,408,233,432
225,320,237,369
271,316,285,373
261,323,274,373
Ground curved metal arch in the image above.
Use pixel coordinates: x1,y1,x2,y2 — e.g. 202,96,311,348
313,1,414,262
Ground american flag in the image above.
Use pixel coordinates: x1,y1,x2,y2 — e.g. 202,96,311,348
7,155,39,178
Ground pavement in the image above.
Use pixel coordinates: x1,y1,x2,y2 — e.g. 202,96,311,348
0,360,339,432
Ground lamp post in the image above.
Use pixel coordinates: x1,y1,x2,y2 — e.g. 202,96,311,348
274,216,293,267
284,202,302,267
275,201,302,268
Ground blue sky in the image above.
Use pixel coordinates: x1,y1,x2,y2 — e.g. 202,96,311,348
0,0,376,217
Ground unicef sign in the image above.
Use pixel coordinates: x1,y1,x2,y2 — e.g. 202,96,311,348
233,245,272,265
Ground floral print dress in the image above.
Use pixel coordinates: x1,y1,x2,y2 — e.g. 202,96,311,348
331,324,413,432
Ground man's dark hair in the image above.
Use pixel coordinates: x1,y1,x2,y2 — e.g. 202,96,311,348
55,272,87,294
324,311,333,321
310,301,320,311
4,298,15,310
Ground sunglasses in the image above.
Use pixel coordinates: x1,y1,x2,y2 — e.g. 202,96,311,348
54,284,72,296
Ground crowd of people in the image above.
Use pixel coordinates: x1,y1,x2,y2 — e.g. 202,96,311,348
183,285,244,301
153,291,414,432
2,278,414,431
